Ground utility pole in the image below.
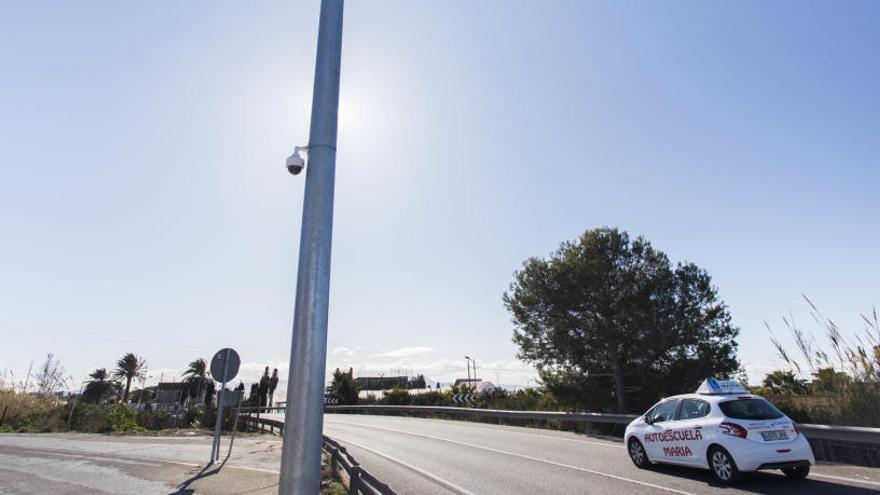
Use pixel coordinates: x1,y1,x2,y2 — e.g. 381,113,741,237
67,379,86,431
22,361,33,393
137,364,149,411
279,1,344,493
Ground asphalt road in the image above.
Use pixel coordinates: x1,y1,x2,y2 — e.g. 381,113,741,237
305,413,880,495
2,418,879,494
0,433,281,494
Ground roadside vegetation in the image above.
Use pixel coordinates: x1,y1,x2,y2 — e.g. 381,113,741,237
752,297,880,427
0,352,232,434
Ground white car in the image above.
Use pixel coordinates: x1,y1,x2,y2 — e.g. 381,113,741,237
624,379,815,485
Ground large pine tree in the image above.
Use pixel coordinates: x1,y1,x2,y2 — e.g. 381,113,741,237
504,227,740,412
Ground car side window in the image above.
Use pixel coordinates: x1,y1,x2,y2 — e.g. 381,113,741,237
648,399,679,424
677,399,710,420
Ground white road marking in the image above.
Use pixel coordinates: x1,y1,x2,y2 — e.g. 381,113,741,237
325,420,695,495
811,472,880,487
51,452,164,467
333,436,476,495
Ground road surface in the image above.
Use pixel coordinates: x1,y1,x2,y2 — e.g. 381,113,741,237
0,433,281,494
306,413,880,495
2,417,879,494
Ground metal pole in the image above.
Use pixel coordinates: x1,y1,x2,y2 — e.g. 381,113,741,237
23,361,33,393
279,1,344,493
212,349,231,463
136,365,147,410
67,379,85,431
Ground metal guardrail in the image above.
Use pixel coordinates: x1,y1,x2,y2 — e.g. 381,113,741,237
325,404,880,446
324,435,397,495
240,413,396,494
239,406,286,414
325,404,638,425
241,415,285,435
798,423,880,444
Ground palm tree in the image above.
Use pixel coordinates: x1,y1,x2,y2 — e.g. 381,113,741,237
182,358,210,404
113,353,146,403
83,368,115,404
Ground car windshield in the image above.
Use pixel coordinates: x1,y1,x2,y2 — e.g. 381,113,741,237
719,398,784,420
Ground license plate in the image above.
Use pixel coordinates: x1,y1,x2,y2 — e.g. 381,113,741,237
761,430,789,441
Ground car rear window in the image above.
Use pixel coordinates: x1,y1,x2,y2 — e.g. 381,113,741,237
719,398,784,420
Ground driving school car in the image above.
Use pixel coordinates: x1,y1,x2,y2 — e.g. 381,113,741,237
624,379,815,485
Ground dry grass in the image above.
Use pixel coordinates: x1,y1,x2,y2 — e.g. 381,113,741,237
0,388,62,431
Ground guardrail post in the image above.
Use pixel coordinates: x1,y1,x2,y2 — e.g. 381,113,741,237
329,446,339,477
348,465,361,495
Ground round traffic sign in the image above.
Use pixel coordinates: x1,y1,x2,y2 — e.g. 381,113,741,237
210,348,240,383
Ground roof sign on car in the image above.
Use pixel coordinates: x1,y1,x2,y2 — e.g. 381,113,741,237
696,378,747,395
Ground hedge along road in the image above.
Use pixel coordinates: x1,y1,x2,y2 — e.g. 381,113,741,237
279,413,880,495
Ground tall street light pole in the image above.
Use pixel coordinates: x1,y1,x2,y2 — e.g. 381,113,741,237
472,358,477,382
278,1,344,493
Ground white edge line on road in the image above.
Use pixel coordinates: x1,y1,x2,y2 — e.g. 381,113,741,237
50,452,164,467
333,436,476,495
811,472,880,487
326,421,694,495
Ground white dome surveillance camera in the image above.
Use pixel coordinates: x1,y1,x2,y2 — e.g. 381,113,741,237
286,146,308,175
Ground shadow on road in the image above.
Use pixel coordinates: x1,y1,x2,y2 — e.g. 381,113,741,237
170,462,223,495
649,464,878,494
170,451,235,495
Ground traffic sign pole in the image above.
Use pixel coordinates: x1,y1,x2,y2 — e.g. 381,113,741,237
211,350,229,463
208,348,240,464
279,1,344,493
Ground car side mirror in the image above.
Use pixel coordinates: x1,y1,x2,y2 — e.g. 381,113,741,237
644,416,654,425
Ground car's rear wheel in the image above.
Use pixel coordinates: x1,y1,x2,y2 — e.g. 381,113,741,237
782,465,810,480
709,446,744,485
628,438,650,469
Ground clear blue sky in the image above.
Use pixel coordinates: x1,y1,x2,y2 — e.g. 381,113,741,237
1,1,877,391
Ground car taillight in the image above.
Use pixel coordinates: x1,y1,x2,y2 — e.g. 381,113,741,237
720,422,748,438
793,422,800,436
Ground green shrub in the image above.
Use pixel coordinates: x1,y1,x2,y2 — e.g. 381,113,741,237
73,403,112,432
107,404,140,432
138,409,173,430
380,387,411,405
410,391,450,406
487,388,559,411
